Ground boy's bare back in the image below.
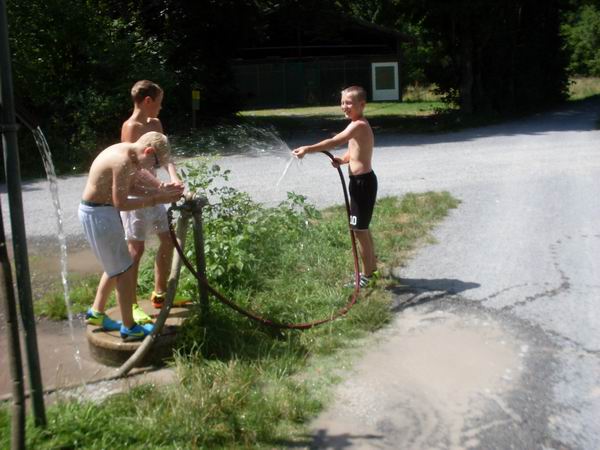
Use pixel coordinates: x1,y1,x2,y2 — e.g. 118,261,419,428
122,117,162,143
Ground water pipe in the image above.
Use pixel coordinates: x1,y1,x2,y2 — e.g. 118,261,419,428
14,102,40,131
0,0,46,429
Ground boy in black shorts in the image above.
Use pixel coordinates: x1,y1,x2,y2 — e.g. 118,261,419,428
293,85,378,287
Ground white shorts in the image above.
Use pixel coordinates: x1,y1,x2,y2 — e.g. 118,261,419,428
120,204,169,241
78,203,133,278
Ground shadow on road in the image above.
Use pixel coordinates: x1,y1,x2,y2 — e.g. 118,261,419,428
388,277,480,313
308,429,383,449
374,96,600,148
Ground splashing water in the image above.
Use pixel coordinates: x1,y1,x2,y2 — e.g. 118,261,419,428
171,123,293,157
171,122,303,187
31,127,82,371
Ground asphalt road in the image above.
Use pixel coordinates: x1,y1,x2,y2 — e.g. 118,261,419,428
1,99,599,449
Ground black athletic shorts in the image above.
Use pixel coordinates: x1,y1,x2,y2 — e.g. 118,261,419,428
349,170,378,230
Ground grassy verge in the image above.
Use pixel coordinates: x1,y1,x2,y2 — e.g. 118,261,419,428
238,99,462,138
1,187,459,449
568,76,600,100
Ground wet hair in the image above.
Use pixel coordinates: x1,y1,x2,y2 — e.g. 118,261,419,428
136,131,171,164
341,85,367,102
131,80,163,104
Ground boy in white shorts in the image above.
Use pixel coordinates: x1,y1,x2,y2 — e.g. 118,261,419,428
79,132,184,339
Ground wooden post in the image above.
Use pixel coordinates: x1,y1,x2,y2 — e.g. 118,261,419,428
190,195,209,323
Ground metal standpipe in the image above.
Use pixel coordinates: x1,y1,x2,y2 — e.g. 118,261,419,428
0,0,46,433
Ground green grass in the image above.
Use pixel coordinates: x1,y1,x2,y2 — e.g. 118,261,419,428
568,76,600,100
1,191,459,449
33,275,114,320
237,98,460,138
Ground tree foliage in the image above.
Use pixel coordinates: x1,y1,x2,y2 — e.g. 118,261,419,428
7,0,172,174
562,1,600,76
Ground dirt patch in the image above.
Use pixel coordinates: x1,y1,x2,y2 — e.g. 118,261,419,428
311,307,522,449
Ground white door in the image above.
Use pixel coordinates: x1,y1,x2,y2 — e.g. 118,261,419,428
371,62,399,101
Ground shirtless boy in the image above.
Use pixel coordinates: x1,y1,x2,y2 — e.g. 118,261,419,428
293,85,378,288
79,132,184,339
87,80,185,329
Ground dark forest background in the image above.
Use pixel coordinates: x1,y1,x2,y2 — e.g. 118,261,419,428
5,0,600,174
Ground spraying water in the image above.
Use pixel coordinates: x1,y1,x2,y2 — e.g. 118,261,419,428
31,127,82,371
171,123,303,186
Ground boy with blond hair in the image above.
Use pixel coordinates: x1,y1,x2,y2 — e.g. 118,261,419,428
293,85,378,287
79,132,184,339
86,80,186,330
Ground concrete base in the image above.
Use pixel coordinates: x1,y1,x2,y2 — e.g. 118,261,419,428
86,300,193,367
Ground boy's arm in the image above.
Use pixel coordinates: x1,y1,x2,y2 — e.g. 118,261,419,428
292,122,359,158
112,164,183,210
129,169,162,196
165,162,183,184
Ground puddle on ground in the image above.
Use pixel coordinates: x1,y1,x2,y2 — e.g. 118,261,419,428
312,307,522,449
0,319,115,399
0,236,166,399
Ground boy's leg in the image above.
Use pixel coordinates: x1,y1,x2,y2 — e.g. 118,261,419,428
353,229,377,276
114,266,137,328
154,231,174,294
127,240,146,298
91,272,116,312
127,240,154,323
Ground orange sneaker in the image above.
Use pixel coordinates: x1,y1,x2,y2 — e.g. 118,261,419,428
151,291,192,309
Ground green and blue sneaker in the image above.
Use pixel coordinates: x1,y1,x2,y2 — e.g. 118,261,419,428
120,323,154,340
132,303,153,324
85,308,122,331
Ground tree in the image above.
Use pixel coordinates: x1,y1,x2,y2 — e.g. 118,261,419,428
7,0,171,174
562,2,600,76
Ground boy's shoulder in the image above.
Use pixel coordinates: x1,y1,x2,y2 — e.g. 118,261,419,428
348,117,372,132
122,117,162,132
122,118,144,132
121,117,162,142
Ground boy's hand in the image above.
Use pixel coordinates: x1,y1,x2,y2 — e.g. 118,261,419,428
331,157,344,168
156,183,184,204
292,146,309,159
